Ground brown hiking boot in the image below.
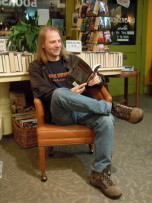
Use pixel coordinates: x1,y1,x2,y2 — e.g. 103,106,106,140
112,102,143,124
90,168,122,199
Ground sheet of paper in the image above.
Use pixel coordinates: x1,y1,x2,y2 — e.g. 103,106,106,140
37,9,50,25
0,39,7,52
66,40,82,53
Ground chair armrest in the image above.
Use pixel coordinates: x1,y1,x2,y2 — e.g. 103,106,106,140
100,86,112,102
34,98,45,125
86,86,112,102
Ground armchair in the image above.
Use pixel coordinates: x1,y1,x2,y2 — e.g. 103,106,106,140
34,86,112,181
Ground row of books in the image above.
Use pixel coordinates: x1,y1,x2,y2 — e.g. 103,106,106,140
0,51,123,75
75,51,123,69
0,51,36,74
78,16,111,32
77,0,109,18
79,30,111,46
82,44,109,52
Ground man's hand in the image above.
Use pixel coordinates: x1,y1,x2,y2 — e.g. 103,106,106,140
88,73,102,87
71,83,87,94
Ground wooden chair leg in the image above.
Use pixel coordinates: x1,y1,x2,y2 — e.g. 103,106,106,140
89,144,94,154
39,146,47,182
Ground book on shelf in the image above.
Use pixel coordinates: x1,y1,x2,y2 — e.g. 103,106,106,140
72,12,79,26
21,55,27,72
77,18,83,29
81,4,88,18
104,30,111,43
75,0,81,10
1,55,6,73
86,3,94,16
80,19,87,32
14,54,19,72
89,17,96,30
98,31,105,43
104,17,111,29
99,0,109,15
4,54,11,73
78,4,82,18
98,17,105,29
0,55,3,73
87,32,94,44
8,52,16,73
78,32,88,45
16,52,23,72
92,0,100,15
86,17,100,31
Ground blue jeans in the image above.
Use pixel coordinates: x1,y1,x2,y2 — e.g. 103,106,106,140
51,88,115,172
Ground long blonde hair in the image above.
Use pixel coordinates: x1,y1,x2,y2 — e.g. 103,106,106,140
37,26,69,64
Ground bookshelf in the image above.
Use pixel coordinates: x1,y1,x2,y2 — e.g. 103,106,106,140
0,72,29,82
74,0,111,51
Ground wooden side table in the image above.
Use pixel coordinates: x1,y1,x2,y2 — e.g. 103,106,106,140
106,70,140,107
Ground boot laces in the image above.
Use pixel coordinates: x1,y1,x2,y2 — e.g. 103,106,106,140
114,103,133,119
99,171,114,188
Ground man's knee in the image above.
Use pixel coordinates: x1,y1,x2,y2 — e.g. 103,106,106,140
99,114,115,127
52,88,68,101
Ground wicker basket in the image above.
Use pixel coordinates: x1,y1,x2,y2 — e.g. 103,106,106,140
12,118,37,148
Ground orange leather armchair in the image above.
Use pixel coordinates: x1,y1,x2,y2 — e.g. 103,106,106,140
34,86,112,181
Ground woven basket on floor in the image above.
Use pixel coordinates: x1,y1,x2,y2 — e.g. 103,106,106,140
12,118,37,148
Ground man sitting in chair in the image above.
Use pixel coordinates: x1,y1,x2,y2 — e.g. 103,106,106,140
29,26,143,199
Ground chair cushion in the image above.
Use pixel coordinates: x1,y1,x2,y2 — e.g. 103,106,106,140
37,124,95,146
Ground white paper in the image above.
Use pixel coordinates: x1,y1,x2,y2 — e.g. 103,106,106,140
37,9,50,25
66,40,82,53
0,39,7,52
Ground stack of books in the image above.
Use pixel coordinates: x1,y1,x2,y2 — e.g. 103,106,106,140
0,51,37,74
75,51,124,75
12,111,37,128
